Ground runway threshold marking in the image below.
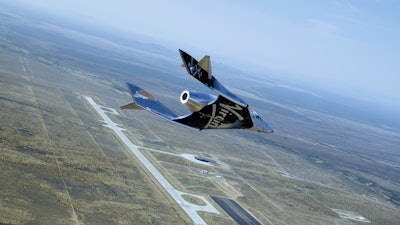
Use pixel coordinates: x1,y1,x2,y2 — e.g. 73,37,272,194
85,96,219,225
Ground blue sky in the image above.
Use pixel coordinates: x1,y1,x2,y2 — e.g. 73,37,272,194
6,0,400,105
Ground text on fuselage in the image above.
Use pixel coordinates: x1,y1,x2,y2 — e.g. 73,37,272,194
209,103,244,127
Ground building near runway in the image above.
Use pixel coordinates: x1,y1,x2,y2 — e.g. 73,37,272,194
195,152,218,166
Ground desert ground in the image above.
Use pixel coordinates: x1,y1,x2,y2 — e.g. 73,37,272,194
1,6,399,225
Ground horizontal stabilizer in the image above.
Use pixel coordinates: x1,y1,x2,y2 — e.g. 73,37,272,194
121,102,142,110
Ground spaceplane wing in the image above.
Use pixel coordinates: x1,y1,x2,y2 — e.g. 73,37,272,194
121,49,273,133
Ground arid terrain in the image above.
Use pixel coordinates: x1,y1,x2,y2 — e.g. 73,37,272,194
1,5,399,225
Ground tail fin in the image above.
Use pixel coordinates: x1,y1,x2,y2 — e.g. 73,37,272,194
178,49,247,107
198,55,212,76
179,49,212,83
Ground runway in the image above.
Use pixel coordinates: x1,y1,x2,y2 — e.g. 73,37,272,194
85,96,219,225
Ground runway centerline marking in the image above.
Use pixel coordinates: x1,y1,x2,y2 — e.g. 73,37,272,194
85,96,219,225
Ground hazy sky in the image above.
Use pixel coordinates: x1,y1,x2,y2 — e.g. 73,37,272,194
6,0,400,104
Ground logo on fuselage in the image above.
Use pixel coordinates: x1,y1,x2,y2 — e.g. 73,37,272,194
187,57,203,80
208,103,244,128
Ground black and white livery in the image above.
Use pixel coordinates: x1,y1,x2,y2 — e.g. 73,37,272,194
121,49,273,134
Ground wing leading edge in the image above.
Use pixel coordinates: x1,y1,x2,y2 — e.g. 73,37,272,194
123,82,208,130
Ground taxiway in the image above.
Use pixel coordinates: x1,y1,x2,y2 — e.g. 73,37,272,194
85,96,219,225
